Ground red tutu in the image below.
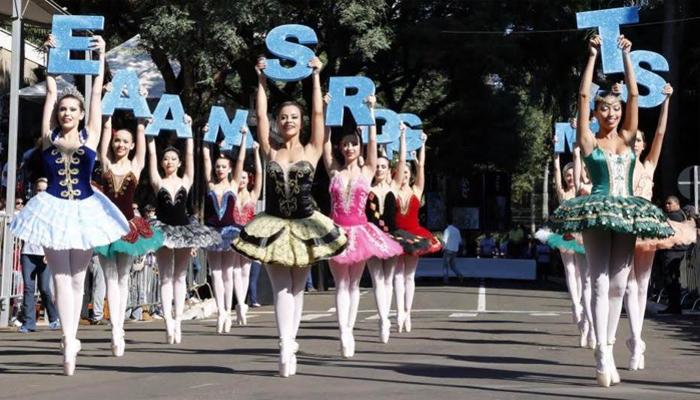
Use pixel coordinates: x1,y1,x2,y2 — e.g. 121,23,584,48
395,194,442,256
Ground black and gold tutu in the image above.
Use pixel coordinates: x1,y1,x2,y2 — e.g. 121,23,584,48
231,160,346,266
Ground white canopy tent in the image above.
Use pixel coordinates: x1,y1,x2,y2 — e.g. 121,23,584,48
19,34,181,101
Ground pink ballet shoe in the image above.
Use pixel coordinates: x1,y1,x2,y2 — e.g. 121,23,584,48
397,311,406,333
379,319,390,344
279,338,295,378
216,314,226,334
405,314,412,333
165,319,175,345
626,338,646,371
578,319,589,348
174,319,182,344
290,340,299,376
111,328,125,357
608,340,620,385
594,345,612,388
62,336,81,377
224,315,232,333
236,304,248,326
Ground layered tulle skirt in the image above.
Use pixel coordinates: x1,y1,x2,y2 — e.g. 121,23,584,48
204,225,241,252
535,229,585,255
94,217,165,258
150,220,222,249
398,225,442,256
636,219,697,251
547,194,674,239
387,229,432,255
332,222,403,265
10,191,129,250
232,211,347,267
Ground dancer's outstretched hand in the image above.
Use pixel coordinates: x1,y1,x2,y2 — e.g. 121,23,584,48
662,83,673,97
588,35,601,57
618,35,632,54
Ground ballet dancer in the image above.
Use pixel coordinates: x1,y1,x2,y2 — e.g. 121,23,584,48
147,119,222,345
322,94,403,356
548,35,673,387
11,34,129,375
94,84,164,356
202,125,249,333
232,57,347,377
393,132,442,333
623,82,696,370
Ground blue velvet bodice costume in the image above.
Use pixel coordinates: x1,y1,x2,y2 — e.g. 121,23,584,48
42,129,95,200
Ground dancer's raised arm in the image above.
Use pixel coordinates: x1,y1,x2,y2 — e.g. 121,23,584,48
255,58,273,160
85,35,106,149
392,123,407,189
322,93,339,176
363,95,378,179
41,35,58,147
644,84,672,169
619,35,638,145
413,133,427,198
100,85,114,168
306,57,325,161
183,116,195,188
251,141,263,202
577,35,600,156
202,125,213,185
147,137,161,191
132,88,149,177
232,128,248,184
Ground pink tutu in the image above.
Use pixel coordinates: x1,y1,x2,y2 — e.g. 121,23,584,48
636,219,697,251
329,174,403,265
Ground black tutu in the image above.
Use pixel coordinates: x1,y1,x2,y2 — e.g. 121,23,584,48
150,220,222,249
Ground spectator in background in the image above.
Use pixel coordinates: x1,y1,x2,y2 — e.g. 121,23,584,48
478,231,496,259
499,234,510,258
658,196,690,314
535,240,552,281
508,225,526,259
18,178,59,333
443,217,464,283
248,261,261,307
87,255,107,325
143,204,156,221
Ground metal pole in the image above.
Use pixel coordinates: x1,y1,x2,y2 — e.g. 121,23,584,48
1,0,24,327
694,166,699,212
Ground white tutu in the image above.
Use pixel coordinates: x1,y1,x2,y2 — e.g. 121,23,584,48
10,191,129,250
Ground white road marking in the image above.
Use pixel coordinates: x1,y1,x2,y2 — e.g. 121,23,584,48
530,312,559,317
248,309,570,315
300,313,333,321
366,313,380,320
327,307,336,312
449,313,478,318
190,384,216,389
477,280,486,312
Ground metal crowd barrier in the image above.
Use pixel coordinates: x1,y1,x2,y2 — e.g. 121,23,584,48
681,239,700,310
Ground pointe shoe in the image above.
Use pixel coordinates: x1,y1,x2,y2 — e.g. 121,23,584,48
236,304,248,326
348,332,356,357
379,319,390,344
290,340,300,376
111,328,125,357
594,345,612,388
608,340,621,385
174,320,182,344
397,311,406,333
340,331,353,358
626,338,646,371
216,314,226,334
279,338,294,378
405,314,412,333
224,315,232,333
587,327,597,350
165,319,175,345
62,336,81,377
578,319,589,348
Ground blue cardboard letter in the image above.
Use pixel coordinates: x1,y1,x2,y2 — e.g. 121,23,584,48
205,107,253,149
554,123,576,153
264,25,318,82
326,77,376,127
101,70,152,118
360,109,401,144
48,15,105,75
576,7,639,74
144,95,192,138
619,50,669,108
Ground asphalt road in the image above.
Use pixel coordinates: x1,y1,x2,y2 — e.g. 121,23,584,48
1,280,699,400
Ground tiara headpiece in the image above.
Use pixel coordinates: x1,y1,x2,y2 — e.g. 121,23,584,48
57,86,86,108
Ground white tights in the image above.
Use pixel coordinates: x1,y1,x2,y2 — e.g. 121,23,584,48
394,255,419,318
582,230,635,346
576,253,595,331
329,260,366,336
266,265,310,342
156,248,192,322
624,248,655,341
208,251,235,316
100,253,133,335
561,252,583,322
44,248,93,340
233,252,252,308
367,257,396,322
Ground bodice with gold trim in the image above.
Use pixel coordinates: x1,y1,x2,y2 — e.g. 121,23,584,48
42,128,95,200
265,161,315,219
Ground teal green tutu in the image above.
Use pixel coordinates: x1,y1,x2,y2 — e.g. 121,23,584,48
94,217,165,259
547,195,674,240
546,233,585,254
